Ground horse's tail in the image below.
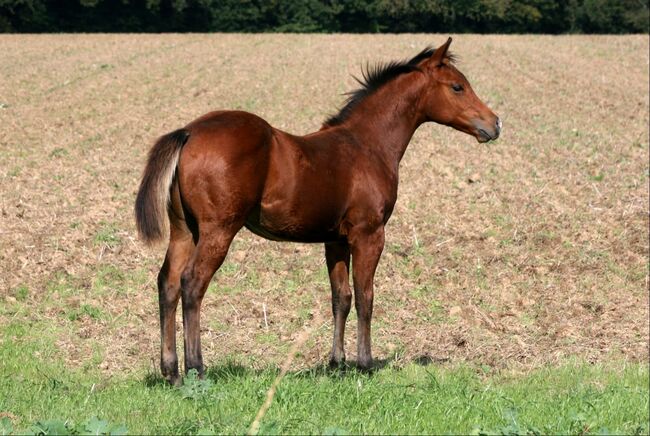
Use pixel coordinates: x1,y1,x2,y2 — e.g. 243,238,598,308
135,128,190,245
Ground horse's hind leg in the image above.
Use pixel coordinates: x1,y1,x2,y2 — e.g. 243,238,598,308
325,242,351,366
158,222,195,386
180,222,239,377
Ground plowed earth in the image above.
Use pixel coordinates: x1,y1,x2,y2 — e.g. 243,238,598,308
1,34,648,375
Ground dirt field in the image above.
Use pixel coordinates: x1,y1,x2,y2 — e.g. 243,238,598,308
0,34,648,375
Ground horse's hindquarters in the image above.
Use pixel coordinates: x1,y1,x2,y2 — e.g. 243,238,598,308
177,111,274,234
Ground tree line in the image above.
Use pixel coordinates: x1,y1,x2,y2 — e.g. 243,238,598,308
1,0,648,33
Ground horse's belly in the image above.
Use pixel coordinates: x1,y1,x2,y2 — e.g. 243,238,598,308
244,204,343,243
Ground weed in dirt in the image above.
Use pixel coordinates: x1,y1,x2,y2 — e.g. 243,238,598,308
49,147,68,159
6,166,20,177
93,223,121,248
45,271,78,298
12,285,29,302
91,265,148,297
92,266,127,292
67,304,103,321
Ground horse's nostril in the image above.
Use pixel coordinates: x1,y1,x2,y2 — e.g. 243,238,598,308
496,117,502,133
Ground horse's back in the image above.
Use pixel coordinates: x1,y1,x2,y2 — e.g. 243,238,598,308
185,110,273,149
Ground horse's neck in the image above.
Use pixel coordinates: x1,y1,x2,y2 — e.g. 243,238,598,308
344,75,425,168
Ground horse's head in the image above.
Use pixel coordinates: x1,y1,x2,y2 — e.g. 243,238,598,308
419,38,501,143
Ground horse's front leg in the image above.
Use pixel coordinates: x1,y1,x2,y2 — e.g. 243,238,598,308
325,241,351,366
349,226,385,370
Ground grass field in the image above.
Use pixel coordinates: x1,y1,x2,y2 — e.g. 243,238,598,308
2,336,648,434
0,34,648,433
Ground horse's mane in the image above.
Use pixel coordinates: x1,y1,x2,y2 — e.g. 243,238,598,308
324,46,456,127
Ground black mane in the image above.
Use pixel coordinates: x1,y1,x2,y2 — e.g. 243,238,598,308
324,46,455,127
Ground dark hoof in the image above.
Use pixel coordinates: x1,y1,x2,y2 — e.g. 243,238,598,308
161,359,179,386
356,359,374,372
164,373,181,387
328,357,347,369
161,366,180,387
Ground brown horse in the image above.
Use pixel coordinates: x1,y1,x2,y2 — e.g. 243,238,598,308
135,37,501,385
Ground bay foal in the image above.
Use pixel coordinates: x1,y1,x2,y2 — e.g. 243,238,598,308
135,38,501,385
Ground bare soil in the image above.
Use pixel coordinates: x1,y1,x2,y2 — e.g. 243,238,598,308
0,34,648,375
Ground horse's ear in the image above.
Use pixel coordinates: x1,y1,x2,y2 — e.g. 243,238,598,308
429,37,452,67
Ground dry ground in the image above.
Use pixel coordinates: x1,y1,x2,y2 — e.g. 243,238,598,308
0,34,648,375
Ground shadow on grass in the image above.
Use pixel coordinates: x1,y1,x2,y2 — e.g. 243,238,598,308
143,371,169,388
143,353,448,387
413,353,451,366
142,362,259,388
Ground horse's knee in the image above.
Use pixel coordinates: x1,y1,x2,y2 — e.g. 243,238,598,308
158,264,181,309
180,270,200,308
354,291,373,320
180,269,191,293
340,286,352,309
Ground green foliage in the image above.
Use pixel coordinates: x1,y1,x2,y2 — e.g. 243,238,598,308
575,0,650,33
84,417,127,435
178,369,214,400
0,417,13,436
25,417,126,435
0,0,647,33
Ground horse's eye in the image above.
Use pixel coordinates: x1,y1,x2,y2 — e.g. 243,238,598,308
452,83,464,93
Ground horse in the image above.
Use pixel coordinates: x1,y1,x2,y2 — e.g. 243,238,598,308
135,37,501,385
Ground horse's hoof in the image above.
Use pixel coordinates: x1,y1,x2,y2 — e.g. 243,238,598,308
356,358,373,372
166,374,181,387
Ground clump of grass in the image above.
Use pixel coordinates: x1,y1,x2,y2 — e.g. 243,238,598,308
49,147,68,158
12,284,29,301
46,271,79,297
67,304,103,321
93,222,121,247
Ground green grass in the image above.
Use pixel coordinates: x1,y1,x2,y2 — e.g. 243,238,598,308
0,329,647,435
93,222,121,247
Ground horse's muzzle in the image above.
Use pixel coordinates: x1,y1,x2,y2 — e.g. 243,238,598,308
475,116,501,143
